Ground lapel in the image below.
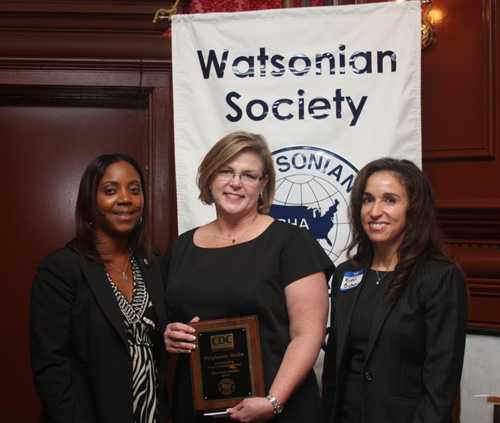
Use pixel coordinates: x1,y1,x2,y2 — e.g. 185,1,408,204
80,256,128,349
136,254,167,331
334,266,367,372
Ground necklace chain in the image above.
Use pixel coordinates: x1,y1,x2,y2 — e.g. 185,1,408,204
375,270,389,286
105,255,131,283
215,214,259,244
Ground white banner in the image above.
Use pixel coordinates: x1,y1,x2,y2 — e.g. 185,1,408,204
172,1,421,265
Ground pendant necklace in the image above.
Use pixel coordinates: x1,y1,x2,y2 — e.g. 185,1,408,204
375,270,389,286
216,214,259,244
106,255,131,283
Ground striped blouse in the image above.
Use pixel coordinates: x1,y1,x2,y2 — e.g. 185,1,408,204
107,256,159,423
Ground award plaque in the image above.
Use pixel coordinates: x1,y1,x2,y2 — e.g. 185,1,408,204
190,315,265,416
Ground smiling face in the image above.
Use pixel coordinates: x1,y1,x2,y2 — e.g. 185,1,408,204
95,161,144,237
210,150,267,218
361,170,409,254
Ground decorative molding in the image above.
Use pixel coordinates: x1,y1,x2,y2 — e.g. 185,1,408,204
468,278,500,297
0,57,170,87
423,145,495,161
0,57,171,73
0,85,150,107
468,324,500,335
445,245,500,335
149,85,178,248
438,206,500,242
0,2,172,59
0,1,171,33
0,1,173,16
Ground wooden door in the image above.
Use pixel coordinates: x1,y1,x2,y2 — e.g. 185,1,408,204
0,83,174,421
0,2,175,420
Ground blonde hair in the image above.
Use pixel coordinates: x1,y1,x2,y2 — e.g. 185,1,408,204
197,131,276,213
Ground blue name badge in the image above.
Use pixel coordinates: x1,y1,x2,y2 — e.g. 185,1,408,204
339,270,364,292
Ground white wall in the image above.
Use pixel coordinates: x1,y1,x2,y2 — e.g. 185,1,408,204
461,334,500,423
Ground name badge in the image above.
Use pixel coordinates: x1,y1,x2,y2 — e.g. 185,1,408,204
339,270,364,292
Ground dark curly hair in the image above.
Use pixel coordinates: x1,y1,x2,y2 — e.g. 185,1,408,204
347,158,449,298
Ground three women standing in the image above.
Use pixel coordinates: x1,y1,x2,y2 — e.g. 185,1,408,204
30,154,169,423
31,146,467,423
322,158,467,423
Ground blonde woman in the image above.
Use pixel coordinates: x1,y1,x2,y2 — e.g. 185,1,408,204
164,132,334,423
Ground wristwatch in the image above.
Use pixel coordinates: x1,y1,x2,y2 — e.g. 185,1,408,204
265,394,284,415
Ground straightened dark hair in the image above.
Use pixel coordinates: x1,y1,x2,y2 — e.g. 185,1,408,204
72,153,151,261
347,157,449,298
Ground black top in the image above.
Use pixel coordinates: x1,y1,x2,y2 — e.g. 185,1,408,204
322,259,468,423
30,246,170,423
166,220,334,423
347,270,392,374
338,270,392,423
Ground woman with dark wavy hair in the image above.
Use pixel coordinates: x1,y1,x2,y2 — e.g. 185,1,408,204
322,158,467,423
30,154,169,423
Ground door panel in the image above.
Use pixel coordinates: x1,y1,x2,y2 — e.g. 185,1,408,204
1,93,149,421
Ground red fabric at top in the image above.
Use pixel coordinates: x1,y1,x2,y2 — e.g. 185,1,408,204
163,0,329,37
184,0,328,14
184,0,282,13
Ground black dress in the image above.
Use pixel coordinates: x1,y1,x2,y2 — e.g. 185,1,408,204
166,221,334,423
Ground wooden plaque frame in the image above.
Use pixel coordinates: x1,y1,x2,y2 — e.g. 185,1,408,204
189,315,265,413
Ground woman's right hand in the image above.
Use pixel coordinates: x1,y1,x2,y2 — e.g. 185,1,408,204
163,316,200,353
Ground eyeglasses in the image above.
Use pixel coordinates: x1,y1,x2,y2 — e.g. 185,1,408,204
215,169,265,185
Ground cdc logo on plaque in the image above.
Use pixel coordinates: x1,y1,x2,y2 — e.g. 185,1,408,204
270,146,358,266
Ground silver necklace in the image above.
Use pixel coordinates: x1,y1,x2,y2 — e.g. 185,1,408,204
375,270,388,286
105,255,131,283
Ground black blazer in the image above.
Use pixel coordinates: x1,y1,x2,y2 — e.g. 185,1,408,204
30,245,170,423
322,258,467,423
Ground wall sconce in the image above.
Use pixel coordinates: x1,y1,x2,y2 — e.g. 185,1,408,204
421,0,435,49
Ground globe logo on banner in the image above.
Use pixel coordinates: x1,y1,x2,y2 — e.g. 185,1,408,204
270,146,358,265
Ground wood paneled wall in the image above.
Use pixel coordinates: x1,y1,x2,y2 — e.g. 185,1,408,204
0,2,175,421
418,0,500,334
348,0,500,335
1,1,499,422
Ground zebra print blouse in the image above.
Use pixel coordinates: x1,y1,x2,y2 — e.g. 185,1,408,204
107,256,159,423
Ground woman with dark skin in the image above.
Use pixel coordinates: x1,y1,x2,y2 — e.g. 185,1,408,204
30,154,169,423
322,158,467,423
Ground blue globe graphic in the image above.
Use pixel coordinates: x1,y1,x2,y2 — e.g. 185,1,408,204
271,173,351,265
